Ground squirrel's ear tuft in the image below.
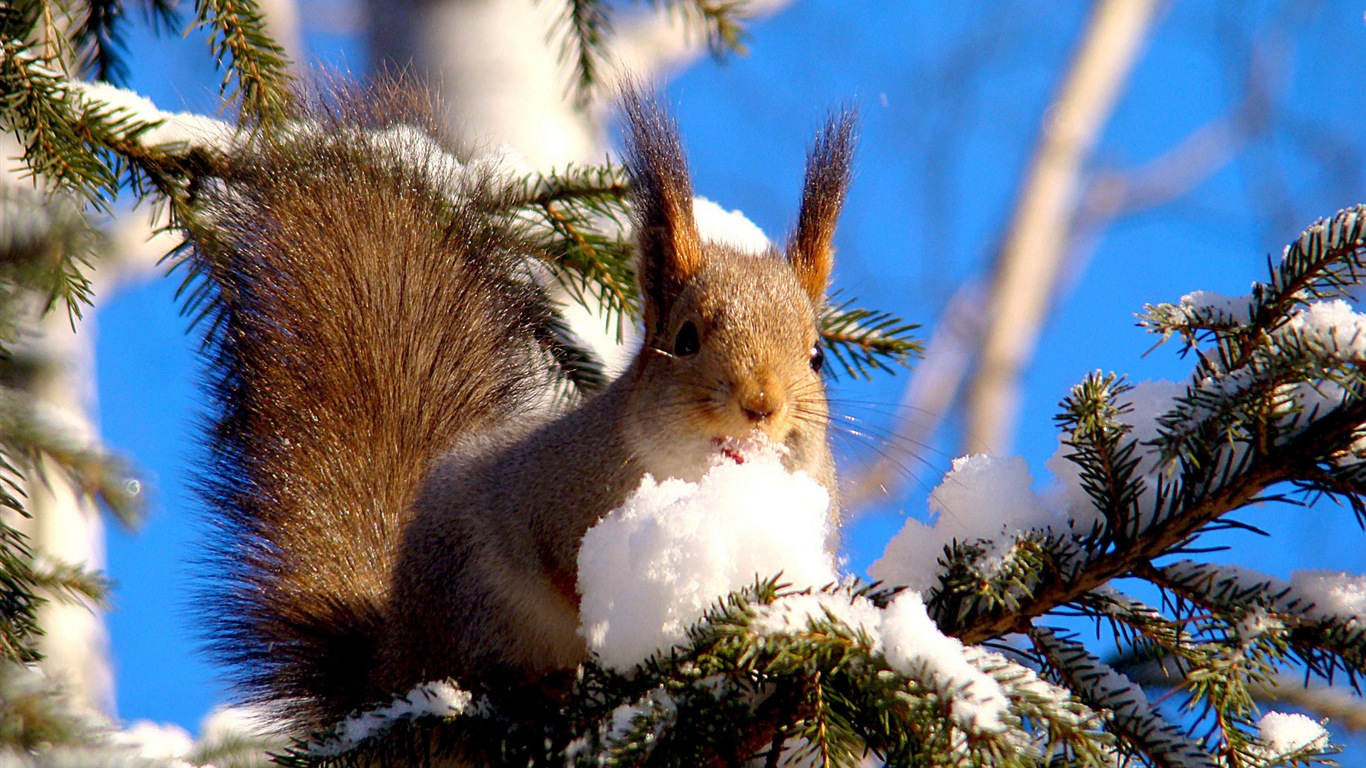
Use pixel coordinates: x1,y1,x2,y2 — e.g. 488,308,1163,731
620,83,703,333
787,109,856,307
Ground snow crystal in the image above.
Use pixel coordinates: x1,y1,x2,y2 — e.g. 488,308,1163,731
577,444,836,671
1256,711,1329,755
749,591,883,646
693,197,772,254
313,680,474,756
879,592,1009,733
1289,570,1366,623
871,454,1061,592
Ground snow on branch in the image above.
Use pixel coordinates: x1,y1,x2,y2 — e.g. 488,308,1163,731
302,680,478,758
1032,628,1222,768
577,204,1366,766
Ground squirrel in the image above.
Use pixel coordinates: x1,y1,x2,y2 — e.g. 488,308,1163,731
195,81,855,732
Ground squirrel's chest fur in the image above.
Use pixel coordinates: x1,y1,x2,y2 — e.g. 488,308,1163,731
382,393,635,691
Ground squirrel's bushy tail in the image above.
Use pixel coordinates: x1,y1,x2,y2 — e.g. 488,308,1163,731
193,87,554,726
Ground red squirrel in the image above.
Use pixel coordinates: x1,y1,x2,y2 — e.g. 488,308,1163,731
195,81,854,730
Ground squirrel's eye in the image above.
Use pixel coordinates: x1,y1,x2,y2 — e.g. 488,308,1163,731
809,344,825,373
674,321,700,356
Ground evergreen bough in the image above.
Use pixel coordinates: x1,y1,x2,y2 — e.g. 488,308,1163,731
2,2,1363,767
278,208,1366,766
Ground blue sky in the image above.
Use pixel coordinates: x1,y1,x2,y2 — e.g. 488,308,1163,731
91,0,1366,755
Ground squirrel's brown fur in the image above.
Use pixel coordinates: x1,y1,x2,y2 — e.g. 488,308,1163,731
197,81,855,730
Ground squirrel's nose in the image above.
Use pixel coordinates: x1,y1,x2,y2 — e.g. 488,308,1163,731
738,387,781,424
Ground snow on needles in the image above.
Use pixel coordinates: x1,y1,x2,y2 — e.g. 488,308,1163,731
1276,298,1366,363
1289,570,1366,623
869,454,1062,592
1255,711,1329,757
77,82,234,151
576,444,1020,737
880,592,1009,732
577,443,838,671
311,680,474,756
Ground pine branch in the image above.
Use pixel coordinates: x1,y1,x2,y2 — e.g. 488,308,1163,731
0,385,143,526
284,582,1114,767
72,0,181,84
1053,373,1147,544
1147,562,1366,692
0,661,108,751
930,211,1366,645
819,295,921,381
0,42,121,208
1141,204,1366,369
548,0,752,105
0,521,43,664
551,0,613,107
496,163,637,333
649,0,751,58
0,184,103,328
26,556,110,607
1032,627,1222,768
192,0,292,124
942,401,1355,644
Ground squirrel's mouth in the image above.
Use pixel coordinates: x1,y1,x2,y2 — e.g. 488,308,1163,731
712,434,786,466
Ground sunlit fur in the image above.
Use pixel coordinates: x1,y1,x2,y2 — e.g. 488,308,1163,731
621,244,832,488
201,80,857,734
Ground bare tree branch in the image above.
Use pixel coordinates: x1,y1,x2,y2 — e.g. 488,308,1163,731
964,0,1160,455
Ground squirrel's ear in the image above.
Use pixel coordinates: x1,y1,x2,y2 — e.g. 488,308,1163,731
787,110,856,307
621,83,703,334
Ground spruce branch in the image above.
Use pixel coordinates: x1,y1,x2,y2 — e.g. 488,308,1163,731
0,660,109,751
0,521,43,664
26,556,110,607
819,295,921,381
650,0,751,58
192,0,292,123
0,42,122,207
0,184,103,327
939,251,1366,645
284,581,1113,767
1054,373,1147,544
551,0,613,107
496,163,637,333
1032,627,1223,768
1147,562,1366,692
548,0,751,105
1141,204,1366,368
73,0,181,84
0,385,144,526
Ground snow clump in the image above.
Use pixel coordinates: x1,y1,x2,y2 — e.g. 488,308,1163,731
1255,711,1330,757
577,442,837,671
870,454,1061,592
576,444,1026,738
692,197,772,254
1290,570,1366,623
312,680,475,757
880,592,1009,732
